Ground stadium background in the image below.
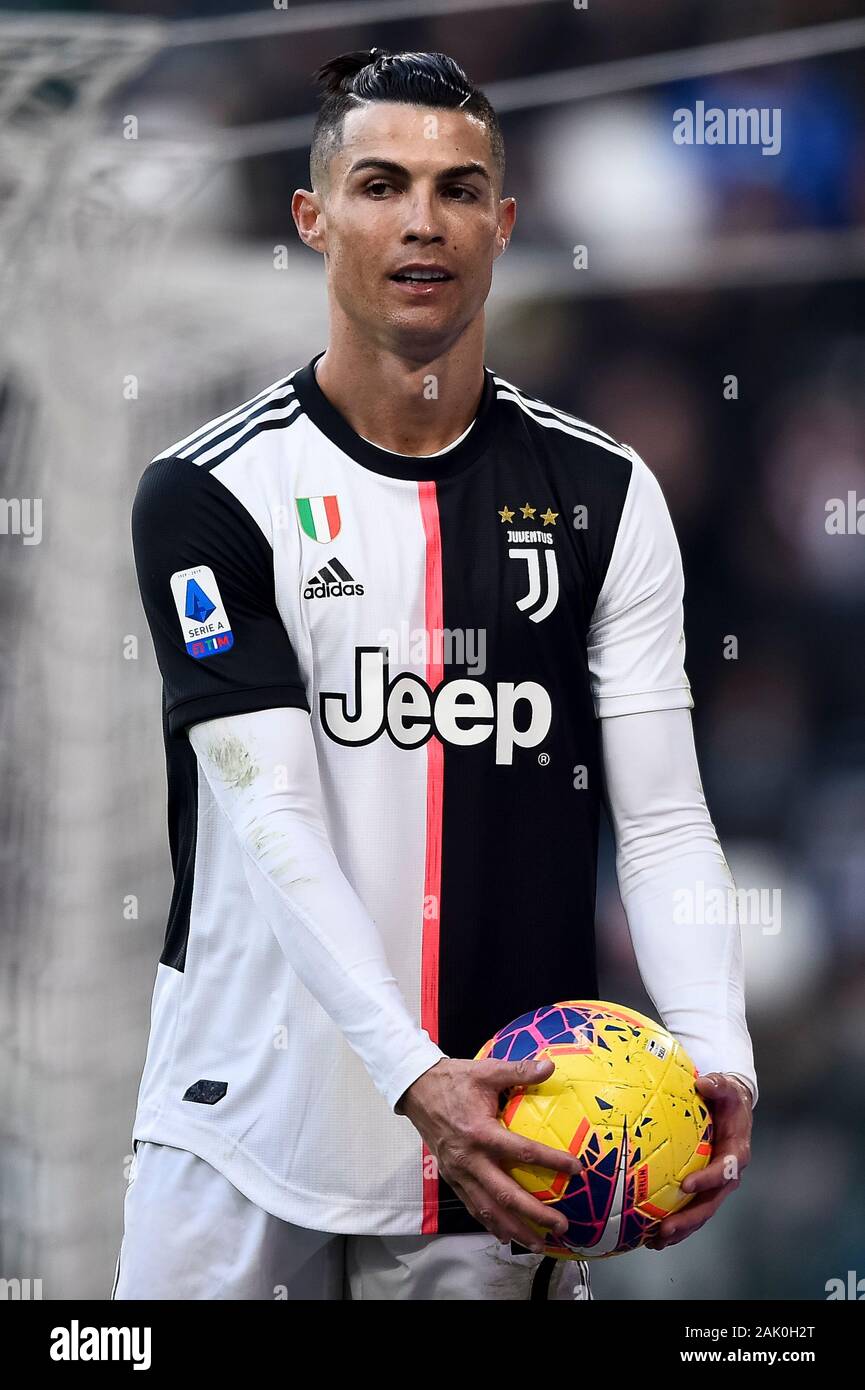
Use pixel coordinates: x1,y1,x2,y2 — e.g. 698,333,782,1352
1,0,863,1300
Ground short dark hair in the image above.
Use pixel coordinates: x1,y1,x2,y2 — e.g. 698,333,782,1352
309,48,505,194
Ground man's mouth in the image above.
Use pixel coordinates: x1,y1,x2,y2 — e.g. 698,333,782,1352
390,269,453,284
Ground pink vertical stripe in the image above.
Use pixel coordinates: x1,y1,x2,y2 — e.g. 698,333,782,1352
418,479,444,1234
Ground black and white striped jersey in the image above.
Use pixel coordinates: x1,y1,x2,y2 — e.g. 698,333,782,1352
130,350,693,1234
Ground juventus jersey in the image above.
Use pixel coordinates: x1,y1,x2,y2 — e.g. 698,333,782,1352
130,351,693,1235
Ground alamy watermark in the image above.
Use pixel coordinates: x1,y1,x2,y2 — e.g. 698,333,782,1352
825,492,865,534
378,623,487,676
0,1276,43,1299
673,881,781,935
826,1270,865,1300
0,497,42,544
673,101,782,157
50,1322,151,1369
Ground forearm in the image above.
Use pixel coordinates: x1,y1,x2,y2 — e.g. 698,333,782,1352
601,707,758,1106
189,706,445,1110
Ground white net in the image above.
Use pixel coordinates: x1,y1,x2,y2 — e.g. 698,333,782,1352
0,17,330,1296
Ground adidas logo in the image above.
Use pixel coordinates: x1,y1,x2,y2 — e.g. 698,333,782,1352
303,557,365,600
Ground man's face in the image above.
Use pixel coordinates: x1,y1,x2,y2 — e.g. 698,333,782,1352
298,102,515,355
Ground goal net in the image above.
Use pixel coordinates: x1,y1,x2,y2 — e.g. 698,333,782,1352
0,14,330,1297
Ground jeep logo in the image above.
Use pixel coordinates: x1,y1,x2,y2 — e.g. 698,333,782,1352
320,648,551,765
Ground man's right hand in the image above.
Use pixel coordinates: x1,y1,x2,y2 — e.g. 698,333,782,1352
397,1055,582,1251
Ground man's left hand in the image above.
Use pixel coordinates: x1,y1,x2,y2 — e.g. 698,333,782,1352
644,1072,752,1251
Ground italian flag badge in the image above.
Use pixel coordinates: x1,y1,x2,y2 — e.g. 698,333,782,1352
296,495,341,543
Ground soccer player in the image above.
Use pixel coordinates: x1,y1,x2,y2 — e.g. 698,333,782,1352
113,48,756,1301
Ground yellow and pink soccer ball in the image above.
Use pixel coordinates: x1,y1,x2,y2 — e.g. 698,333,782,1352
476,1000,713,1259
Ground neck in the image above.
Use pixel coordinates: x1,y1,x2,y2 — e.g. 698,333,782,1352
314,317,486,456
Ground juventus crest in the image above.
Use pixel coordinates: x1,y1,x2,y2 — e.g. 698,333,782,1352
508,546,559,623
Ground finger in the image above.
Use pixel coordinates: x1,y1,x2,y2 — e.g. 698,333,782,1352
695,1073,747,1107
646,1189,728,1248
455,1169,558,1251
442,1143,568,1244
648,1183,729,1245
485,1126,584,1178
682,1133,750,1193
647,1208,714,1249
470,1154,570,1240
678,1182,738,1236
449,1172,527,1247
476,1055,555,1092
681,1160,743,1196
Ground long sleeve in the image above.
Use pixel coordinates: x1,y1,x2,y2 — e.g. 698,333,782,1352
587,447,756,1105
600,706,758,1107
188,704,447,1112
131,453,444,1114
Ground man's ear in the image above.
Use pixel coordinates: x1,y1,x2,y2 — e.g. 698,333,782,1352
495,195,517,260
291,189,326,255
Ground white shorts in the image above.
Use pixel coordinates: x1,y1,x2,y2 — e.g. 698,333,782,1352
111,1141,592,1301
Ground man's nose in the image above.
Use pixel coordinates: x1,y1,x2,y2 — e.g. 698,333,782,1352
401,189,445,242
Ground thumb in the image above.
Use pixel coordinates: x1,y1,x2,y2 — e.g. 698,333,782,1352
478,1054,555,1090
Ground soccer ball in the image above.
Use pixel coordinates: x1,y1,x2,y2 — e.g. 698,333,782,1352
476,1000,713,1259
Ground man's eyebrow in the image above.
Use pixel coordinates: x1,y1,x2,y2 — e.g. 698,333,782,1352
347,157,490,183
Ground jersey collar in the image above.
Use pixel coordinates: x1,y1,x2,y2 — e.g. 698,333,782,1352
291,351,498,481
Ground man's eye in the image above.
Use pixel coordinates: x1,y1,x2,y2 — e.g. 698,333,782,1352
363,182,476,200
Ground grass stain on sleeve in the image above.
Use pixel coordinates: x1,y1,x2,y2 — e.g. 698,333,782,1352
206,733,260,791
